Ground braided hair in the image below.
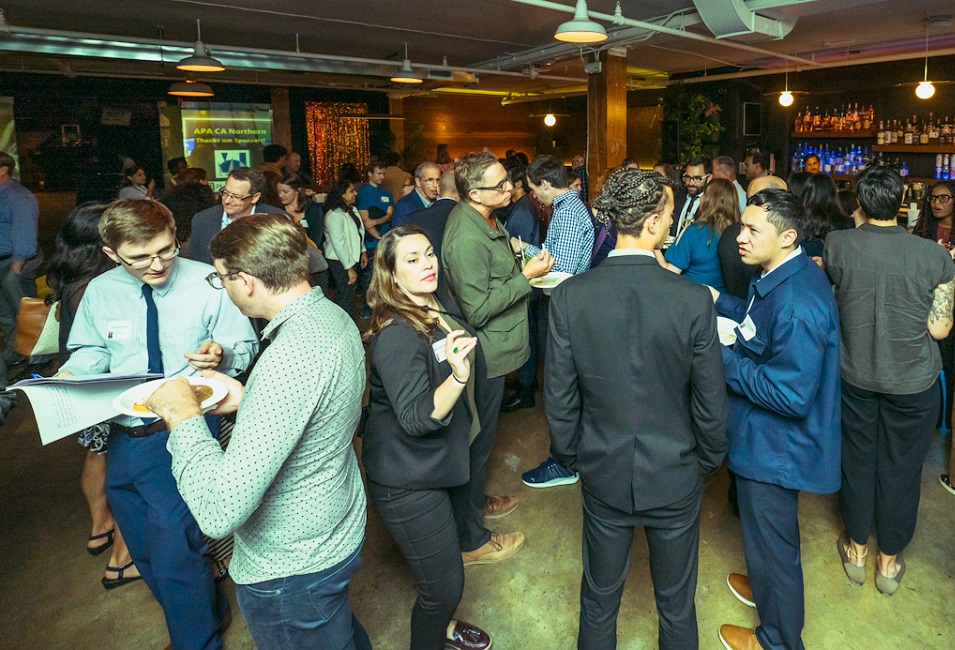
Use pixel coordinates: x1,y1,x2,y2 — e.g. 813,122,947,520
592,168,674,237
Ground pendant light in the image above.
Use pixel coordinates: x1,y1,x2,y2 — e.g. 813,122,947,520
554,0,607,44
390,43,423,84
176,19,225,73
916,28,935,100
168,80,214,97
779,64,794,107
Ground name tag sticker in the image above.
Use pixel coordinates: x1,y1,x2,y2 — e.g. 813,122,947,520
431,338,448,363
107,321,132,340
738,315,757,341
381,196,390,204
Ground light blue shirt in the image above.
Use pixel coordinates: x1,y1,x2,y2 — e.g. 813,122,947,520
61,257,258,424
525,190,595,275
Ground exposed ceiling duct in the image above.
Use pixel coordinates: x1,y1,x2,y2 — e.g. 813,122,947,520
692,0,795,40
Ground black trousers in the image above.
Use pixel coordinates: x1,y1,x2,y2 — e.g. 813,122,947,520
456,374,504,552
327,259,357,319
840,378,939,555
736,476,805,650
368,481,466,650
579,482,702,650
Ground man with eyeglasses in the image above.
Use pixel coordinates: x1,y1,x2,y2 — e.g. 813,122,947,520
392,161,441,228
145,215,371,650
674,155,712,238
59,199,257,650
188,167,287,265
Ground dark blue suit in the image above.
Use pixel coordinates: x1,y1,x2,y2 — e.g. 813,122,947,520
716,250,841,650
391,190,427,228
403,197,456,267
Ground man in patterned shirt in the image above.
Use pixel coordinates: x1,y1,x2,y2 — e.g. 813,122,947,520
147,215,370,650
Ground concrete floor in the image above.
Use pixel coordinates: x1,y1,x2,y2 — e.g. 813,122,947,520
2,389,954,650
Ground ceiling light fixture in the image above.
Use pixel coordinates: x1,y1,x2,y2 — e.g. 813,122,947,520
390,43,423,84
176,19,225,73
168,80,214,97
554,0,608,44
779,63,793,107
916,27,935,100
544,113,557,126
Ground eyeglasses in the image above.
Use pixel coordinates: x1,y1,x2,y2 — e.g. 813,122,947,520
221,190,256,202
682,174,709,184
416,176,441,185
114,244,180,269
476,178,513,193
205,270,244,289
929,194,953,204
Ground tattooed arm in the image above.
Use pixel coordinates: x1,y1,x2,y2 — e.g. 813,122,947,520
928,280,955,340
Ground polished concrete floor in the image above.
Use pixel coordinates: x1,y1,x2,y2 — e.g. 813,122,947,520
2,388,954,649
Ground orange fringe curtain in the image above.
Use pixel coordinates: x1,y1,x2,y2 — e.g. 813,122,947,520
304,102,370,188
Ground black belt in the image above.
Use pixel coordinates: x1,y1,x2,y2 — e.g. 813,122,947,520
0,254,12,262
110,420,168,438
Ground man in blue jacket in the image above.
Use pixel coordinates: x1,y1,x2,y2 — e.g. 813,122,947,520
710,189,841,650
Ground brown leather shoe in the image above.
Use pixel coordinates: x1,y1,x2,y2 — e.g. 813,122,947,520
718,624,764,650
484,495,519,520
444,620,493,650
461,531,525,567
726,573,755,608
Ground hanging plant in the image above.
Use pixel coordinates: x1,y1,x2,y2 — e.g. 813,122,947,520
663,84,726,161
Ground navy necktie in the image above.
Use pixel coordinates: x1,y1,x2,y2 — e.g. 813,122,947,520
142,284,164,374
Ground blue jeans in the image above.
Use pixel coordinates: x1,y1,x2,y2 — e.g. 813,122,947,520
236,542,372,650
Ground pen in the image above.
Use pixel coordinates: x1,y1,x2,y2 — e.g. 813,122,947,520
31,373,43,379
518,236,524,269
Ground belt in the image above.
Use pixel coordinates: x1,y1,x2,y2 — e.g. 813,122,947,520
110,420,168,438
0,254,12,262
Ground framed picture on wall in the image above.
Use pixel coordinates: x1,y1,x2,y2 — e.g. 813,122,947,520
743,103,762,136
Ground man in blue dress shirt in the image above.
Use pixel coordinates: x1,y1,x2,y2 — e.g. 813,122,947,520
711,189,841,650
60,199,257,650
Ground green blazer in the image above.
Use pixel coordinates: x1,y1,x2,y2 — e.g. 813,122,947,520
441,201,531,379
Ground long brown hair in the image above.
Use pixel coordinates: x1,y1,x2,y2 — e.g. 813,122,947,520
366,225,439,340
697,178,740,243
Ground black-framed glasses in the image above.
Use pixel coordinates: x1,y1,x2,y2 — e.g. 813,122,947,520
929,194,953,204
682,174,708,183
114,244,180,269
221,189,256,201
205,270,244,289
476,178,513,193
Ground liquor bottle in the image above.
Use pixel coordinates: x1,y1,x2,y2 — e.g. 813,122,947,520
877,121,886,145
803,107,812,132
812,107,821,130
900,161,909,178
904,119,914,145
929,113,940,144
865,104,875,131
937,154,944,180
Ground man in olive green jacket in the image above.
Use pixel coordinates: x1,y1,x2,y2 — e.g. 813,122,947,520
441,152,552,566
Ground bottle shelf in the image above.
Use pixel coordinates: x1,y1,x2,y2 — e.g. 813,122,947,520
872,144,955,153
831,175,939,185
791,131,875,139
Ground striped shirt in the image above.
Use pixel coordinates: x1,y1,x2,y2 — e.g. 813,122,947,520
61,258,258,425
525,189,595,275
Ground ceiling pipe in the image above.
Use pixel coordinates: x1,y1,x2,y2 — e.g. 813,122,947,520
507,0,818,66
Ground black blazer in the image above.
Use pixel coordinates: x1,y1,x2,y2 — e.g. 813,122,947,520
188,203,288,264
362,291,488,490
670,189,689,236
405,198,456,268
545,254,729,512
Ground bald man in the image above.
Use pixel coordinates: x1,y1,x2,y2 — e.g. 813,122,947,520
746,175,787,198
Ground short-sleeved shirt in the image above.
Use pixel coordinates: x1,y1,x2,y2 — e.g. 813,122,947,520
824,224,955,394
664,222,726,290
356,183,394,250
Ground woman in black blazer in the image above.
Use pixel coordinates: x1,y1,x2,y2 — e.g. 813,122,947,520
363,225,493,650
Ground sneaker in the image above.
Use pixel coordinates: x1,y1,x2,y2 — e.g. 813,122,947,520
726,573,756,607
445,620,492,650
940,474,955,496
461,531,525,567
521,456,579,488
484,495,519,519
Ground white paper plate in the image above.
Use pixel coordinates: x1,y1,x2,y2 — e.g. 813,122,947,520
717,316,740,347
113,377,228,418
529,271,572,295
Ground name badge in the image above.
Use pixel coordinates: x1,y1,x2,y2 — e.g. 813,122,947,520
738,315,757,341
431,338,448,363
107,321,132,340
381,196,390,204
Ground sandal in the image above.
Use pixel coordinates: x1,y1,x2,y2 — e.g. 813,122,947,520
101,560,142,590
86,528,115,557
875,556,906,597
836,531,867,586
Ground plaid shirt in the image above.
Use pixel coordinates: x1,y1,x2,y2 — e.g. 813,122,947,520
525,190,595,275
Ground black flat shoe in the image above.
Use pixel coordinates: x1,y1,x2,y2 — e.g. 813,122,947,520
102,560,142,590
500,393,535,413
87,528,114,556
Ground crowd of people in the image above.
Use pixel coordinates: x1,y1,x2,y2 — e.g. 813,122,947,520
1,140,954,650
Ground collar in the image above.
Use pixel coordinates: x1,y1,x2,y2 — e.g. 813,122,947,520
457,202,507,240
414,188,433,209
608,248,656,259
435,196,457,203
858,221,907,234
551,189,579,209
753,247,807,297
221,204,257,229
116,258,181,298
261,288,325,341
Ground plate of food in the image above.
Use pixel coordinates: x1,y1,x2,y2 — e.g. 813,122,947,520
717,316,740,347
113,376,228,418
529,271,572,295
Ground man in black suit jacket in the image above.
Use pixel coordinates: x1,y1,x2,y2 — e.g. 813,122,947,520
404,170,458,270
545,169,729,650
188,167,287,264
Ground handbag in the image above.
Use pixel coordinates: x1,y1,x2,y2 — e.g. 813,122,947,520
14,297,60,358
